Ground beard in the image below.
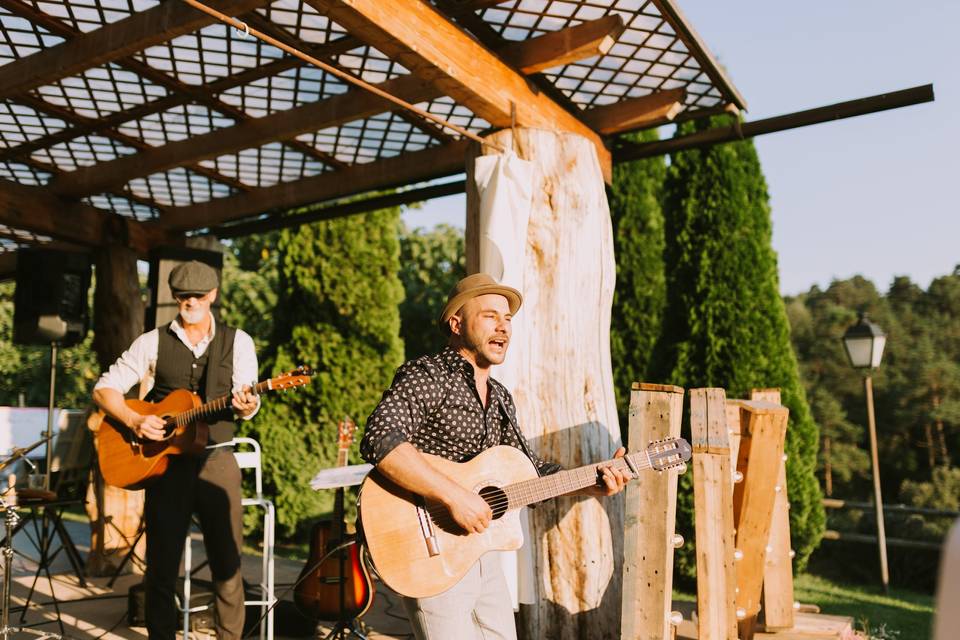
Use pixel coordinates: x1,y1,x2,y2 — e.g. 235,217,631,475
179,308,206,325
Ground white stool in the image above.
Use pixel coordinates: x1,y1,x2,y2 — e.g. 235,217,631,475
181,437,276,640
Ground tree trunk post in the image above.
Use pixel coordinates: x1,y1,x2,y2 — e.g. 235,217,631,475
87,244,146,576
466,128,623,640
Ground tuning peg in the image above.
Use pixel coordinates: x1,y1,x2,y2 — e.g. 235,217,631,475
671,534,684,549
669,611,683,626
733,549,743,561
736,608,746,620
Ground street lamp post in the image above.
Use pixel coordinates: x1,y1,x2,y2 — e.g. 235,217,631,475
842,312,889,594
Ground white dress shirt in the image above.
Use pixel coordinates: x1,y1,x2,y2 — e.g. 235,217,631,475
94,313,260,419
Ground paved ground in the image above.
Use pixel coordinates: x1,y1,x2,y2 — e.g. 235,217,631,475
4,514,414,640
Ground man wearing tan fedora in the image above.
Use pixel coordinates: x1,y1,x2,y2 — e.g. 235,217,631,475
360,273,629,640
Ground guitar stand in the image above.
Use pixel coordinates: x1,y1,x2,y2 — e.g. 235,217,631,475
322,618,367,640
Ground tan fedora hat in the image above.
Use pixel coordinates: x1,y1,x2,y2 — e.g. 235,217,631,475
438,273,522,329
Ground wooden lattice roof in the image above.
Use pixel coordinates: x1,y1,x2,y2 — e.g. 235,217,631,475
0,0,745,260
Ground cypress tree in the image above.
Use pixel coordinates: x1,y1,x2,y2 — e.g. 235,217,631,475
609,128,667,432
398,223,465,360
247,208,405,533
652,116,824,580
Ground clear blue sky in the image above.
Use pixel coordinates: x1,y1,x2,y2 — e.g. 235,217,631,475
403,0,958,296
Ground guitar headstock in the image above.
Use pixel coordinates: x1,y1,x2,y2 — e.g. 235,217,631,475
337,416,357,452
645,437,692,472
270,365,313,391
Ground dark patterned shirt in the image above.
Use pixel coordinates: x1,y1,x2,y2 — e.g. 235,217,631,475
360,347,560,476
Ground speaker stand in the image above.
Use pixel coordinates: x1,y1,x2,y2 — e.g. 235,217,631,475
43,342,57,492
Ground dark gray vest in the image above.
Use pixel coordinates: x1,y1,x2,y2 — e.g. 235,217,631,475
147,321,238,443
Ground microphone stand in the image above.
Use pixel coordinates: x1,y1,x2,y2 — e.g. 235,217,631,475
0,492,60,639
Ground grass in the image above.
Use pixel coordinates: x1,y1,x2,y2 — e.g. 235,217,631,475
793,573,935,640
673,572,935,640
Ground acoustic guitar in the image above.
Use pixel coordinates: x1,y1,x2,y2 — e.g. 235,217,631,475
295,417,375,621
358,438,692,599
94,367,312,489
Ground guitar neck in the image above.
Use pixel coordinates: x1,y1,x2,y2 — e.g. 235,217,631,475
171,379,271,427
503,453,650,509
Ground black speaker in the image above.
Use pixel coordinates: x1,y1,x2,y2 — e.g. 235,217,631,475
145,246,223,330
13,249,92,347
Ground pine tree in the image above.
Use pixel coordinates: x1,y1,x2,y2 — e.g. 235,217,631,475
609,129,667,432
651,116,824,579
246,209,405,533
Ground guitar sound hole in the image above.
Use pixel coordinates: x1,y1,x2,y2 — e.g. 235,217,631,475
478,486,508,520
159,417,176,440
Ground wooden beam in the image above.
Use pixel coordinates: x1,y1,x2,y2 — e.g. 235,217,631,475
616,84,936,162
0,179,170,253
648,0,747,110
211,179,466,238
161,140,470,231
582,88,685,135
499,15,625,75
0,0,270,99
48,75,442,199
309,0,611,179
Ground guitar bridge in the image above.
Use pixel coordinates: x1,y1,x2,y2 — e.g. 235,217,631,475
415,499,440,557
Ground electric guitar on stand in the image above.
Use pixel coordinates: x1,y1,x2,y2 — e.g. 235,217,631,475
94,366,313,489
358,437,692,599
295,417,375,622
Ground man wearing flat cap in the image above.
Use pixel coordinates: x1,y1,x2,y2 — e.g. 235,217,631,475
360,273,629,640
93,260,259,640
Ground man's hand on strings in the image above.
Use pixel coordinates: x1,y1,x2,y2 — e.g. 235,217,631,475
131,413,166,441
580,447,631,497
232,385,258,418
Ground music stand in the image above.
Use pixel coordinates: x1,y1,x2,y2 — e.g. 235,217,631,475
309,464,374,640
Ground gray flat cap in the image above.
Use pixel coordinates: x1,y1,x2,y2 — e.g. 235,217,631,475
169,260,219,296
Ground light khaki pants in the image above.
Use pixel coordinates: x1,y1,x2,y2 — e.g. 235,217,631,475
402,552,518,640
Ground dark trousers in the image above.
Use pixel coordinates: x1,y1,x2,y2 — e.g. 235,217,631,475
144,447,244,640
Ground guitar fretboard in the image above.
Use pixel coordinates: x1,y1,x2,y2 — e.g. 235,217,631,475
503,454,651,508
170,379,272,427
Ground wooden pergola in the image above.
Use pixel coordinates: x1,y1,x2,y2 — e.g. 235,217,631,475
0,0,748,271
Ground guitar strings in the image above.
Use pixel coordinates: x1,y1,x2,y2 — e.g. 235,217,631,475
419,455,669,525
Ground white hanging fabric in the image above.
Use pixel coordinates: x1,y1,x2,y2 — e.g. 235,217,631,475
471,148,536,608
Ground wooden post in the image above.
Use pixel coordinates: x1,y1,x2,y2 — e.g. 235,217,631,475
733,400,789,639
621,383,684,640
466,128,623,640
86,244,146,576
691,388,737,640
751,388,795,631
